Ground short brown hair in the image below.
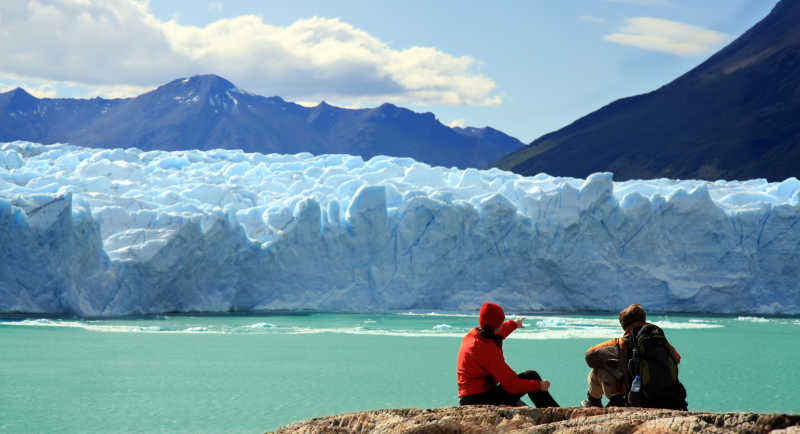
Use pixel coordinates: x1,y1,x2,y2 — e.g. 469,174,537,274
619,304,646,330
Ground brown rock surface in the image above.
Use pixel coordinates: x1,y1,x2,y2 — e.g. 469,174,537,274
270,406,800,434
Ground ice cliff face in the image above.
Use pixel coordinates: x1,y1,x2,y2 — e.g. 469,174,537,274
1,141,799,316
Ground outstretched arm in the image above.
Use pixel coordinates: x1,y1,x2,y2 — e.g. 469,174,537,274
497,318,525,339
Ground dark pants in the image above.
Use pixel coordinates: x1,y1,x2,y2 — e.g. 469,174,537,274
459,370,560,408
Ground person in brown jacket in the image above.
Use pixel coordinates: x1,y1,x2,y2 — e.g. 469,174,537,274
580,304,682,408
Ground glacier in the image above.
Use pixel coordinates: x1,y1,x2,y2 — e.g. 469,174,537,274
1,140,799,316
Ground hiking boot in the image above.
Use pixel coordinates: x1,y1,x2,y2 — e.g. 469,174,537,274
606,394,627,407
580,393,602,408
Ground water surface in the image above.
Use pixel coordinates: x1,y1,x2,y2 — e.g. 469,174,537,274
1,313,798,433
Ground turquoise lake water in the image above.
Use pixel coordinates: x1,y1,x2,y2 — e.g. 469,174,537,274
1,312,799,433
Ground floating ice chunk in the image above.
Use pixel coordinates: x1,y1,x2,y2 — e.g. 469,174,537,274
536,318,567,328
736,316,770,323
651,321,723,329
19,319,55,326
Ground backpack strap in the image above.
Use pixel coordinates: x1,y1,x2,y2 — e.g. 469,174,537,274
626,325,642,378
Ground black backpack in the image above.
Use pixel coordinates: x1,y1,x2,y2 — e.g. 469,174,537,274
626,323,688,410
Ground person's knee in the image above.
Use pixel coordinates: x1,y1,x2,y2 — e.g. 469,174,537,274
588,368,604,385
587,369,603,398
588,368,619,398
518,370,541,380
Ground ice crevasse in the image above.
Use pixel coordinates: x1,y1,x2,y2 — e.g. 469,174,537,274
1,141,799,316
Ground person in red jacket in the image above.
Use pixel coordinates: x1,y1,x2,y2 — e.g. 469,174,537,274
457,302,559,407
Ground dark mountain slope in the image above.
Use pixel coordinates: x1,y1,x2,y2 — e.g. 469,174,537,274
494,0,800,181
0,75,523,169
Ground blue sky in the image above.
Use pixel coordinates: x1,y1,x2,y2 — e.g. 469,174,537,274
0,0,779,143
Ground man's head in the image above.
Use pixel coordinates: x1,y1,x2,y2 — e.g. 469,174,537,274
619,304,646,331
479,302,505,331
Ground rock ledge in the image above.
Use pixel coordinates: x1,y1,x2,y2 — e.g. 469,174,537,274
270,406,800,433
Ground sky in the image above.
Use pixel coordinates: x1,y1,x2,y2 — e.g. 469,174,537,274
0,0,780,143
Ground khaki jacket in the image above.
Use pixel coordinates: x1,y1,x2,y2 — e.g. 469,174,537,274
584,321,681,393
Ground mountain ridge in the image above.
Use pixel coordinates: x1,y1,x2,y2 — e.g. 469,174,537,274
494,0,800,181
0,74,523,169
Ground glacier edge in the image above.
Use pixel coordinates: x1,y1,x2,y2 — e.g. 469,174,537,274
1,142,798,316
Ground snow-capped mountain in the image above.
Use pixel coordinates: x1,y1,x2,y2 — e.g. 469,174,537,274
0,75,523,169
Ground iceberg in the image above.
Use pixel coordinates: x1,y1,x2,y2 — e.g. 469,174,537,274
1,141,799,316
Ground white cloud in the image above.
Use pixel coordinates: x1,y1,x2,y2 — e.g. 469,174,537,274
1,73,152,99
0,1,499,106
604,17,728,56
294,100,320,108
447,119,466,128
1,81,56,98
85,83,156,99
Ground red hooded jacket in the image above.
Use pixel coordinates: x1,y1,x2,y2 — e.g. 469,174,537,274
457,320,541,397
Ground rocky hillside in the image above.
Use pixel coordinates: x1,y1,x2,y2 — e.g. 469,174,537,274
271,406,800,433
494,0,800,181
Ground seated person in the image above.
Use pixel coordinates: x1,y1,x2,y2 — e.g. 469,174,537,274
582,303,686,410
457,302,558,407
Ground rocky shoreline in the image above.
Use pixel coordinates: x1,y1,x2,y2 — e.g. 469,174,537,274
270,406,800,433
